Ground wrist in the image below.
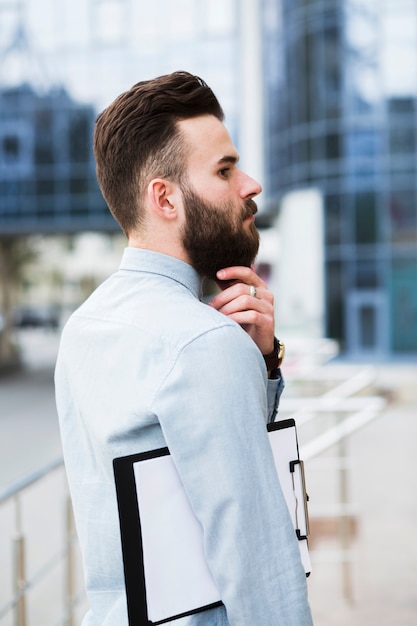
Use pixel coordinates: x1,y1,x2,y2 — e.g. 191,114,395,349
263,337,285,372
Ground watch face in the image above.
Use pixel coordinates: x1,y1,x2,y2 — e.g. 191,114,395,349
277,341,285,366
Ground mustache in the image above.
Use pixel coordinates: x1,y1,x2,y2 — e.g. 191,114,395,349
242,199,258,220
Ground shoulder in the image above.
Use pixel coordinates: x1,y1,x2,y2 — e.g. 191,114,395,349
173,299,256,354
175,311,266,382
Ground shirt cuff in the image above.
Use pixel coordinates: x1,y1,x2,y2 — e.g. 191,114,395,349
266,370,285,423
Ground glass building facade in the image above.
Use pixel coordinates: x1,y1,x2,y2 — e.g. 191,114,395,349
1,0,416,356
0,0,242,235
266,0,417,356
0,84,112,234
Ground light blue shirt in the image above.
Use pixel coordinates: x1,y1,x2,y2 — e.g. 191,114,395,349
55,247,313,626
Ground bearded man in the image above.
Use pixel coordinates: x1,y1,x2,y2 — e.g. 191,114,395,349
55,71,313,626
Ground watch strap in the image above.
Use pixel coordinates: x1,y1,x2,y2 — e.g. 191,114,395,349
263,337,285,371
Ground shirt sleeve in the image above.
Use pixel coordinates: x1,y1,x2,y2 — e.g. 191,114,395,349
267,371,285,423
152,324,313,626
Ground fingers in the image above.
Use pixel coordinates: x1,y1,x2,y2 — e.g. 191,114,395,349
209,282,272,316
210,271,273,314
214,266,273,309
216,266,264,289
208,266,276,355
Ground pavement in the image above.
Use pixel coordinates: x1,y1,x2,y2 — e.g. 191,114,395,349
0,330,416,625
0,329,62,490
283,357,417,626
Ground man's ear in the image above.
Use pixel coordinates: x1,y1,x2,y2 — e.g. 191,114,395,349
147,179,180,221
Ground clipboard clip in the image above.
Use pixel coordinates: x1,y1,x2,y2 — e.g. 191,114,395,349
289,459,310,541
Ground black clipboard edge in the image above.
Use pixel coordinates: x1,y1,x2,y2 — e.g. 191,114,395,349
113,448,223,625
267,417,296,434
152,600,223,625
114,417,308,624
113,453,149,624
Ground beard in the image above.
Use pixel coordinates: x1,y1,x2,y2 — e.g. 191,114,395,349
181,184,260,280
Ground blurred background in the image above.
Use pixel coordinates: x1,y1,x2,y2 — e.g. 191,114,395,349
0,0,416,625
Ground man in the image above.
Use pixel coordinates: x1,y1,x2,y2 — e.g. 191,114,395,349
55,71,313,625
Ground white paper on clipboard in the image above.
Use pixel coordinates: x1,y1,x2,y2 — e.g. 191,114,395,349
134,454,220,623
127,419,311,625
267,424,311,574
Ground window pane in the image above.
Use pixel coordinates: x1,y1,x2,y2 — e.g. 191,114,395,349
355,192,378,244
390,258,417,351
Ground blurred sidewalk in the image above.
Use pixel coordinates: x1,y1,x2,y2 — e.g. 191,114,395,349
1,332,416,625
296,360,417,626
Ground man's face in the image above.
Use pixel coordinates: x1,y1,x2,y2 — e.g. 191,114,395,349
181,183,260,279
177,115,262,279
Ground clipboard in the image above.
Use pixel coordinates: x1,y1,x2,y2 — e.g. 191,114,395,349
113,418,311,626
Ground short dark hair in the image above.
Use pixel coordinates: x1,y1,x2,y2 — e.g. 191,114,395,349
94,71,224,235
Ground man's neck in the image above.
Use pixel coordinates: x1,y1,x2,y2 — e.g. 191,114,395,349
127,234,192,267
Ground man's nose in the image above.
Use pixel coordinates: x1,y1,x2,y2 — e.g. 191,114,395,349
239,171,262,199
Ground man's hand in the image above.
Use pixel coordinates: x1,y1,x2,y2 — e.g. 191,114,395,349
208,266,275,356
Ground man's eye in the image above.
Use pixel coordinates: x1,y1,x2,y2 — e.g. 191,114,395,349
218,168,230,178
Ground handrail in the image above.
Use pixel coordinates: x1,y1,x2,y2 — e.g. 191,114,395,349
0,457,85,626
0,457,64,504
0,367,386,622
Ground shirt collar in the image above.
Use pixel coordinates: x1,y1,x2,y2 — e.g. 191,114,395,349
119,247,203,300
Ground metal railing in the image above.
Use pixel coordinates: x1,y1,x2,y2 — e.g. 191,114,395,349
282,365,387,604
0,365,387,622
0,458,86,626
